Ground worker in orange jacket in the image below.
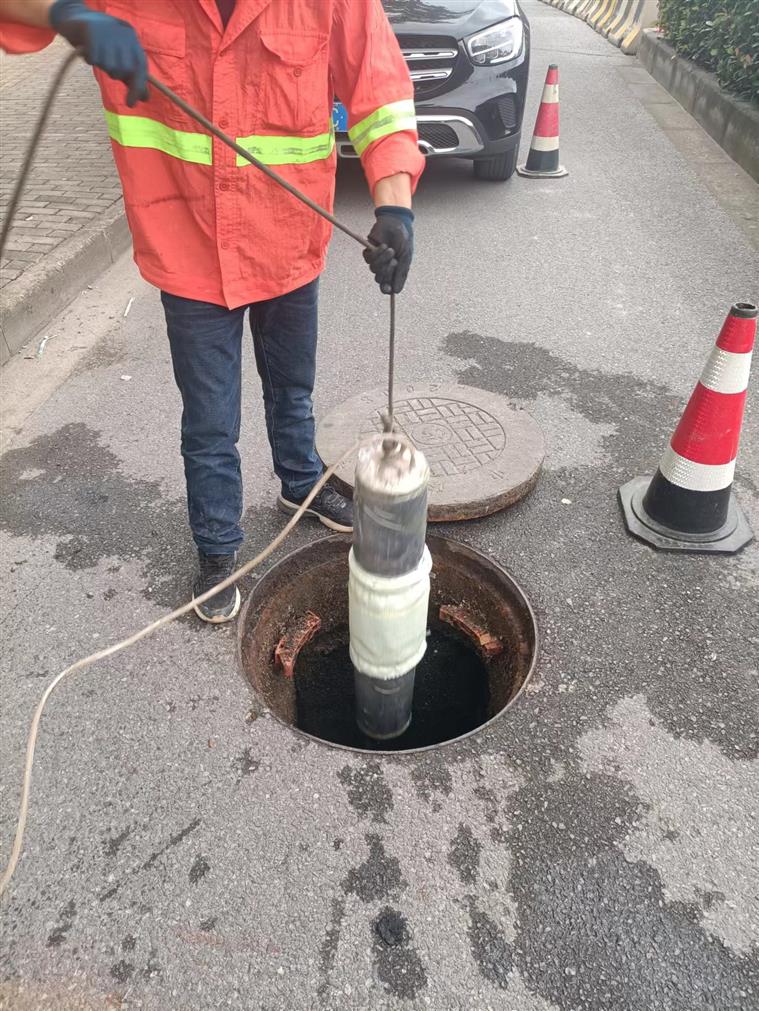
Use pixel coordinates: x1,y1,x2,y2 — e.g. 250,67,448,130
0,0,425,622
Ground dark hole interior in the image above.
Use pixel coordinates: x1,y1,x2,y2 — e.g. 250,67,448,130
294,620,490,751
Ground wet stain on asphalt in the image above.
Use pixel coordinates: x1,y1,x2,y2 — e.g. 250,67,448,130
121,935,136,952
104,826,132,858
99,818,202,902
373,907,408,947
142,819,202,874
371,907,427,1000
408,753,453,806
143,948,162,980
199,916,217,932
505,773,759,1010
337,761,393,824
110,960,134,983
232,746,260,783
0,423,191,606
46,898,76,948
472,784,509,844
467,900,512,990
437,332,759,1005
445,333,759,761
189,854,210,884
318,896,346,1002
447,823,482,886
342,834,405,903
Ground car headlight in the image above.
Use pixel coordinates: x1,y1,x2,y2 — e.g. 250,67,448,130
465,19,524,66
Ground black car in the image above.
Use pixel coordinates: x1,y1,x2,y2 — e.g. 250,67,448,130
334,0,530,181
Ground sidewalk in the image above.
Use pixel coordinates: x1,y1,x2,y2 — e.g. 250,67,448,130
0,39,128,364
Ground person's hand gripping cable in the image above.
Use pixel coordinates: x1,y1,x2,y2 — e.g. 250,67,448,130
364,205,415,295
49,0,148,106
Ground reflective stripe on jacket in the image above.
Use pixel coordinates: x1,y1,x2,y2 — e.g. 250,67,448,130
0,0,425,307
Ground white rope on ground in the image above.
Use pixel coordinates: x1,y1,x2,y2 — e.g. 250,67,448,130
0,443,359,898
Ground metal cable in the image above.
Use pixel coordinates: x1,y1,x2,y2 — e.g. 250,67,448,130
145,74,372,251
385,292,396,432
0,60,398,439
144,74,397,429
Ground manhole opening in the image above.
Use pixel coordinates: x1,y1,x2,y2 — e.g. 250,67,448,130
238,535,538,755
295,620,489,751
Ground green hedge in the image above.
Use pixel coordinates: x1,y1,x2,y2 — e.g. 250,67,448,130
658,0,758,102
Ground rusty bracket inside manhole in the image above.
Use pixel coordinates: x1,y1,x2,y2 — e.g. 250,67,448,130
274,611,322,678
439,604,503,661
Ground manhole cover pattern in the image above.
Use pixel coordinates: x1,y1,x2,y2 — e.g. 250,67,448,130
317,383,545,522
359,396,505,478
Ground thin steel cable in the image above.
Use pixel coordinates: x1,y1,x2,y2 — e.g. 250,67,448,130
385,292,396,432
145,73,372,251
0,444,359,898
144,74,397,428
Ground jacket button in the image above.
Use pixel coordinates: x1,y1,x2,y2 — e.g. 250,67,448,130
219,182,229,191
293,67,302,78
219,117,229,128
221,241,229,250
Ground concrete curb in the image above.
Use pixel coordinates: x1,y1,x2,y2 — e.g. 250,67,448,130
638,30,759,185
539,0,658,54
0,202,131,365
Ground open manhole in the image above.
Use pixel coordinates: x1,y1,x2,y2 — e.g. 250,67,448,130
238,535,538,754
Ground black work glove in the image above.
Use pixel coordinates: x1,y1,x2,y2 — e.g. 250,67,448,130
364,206,414,295
49,0,148,107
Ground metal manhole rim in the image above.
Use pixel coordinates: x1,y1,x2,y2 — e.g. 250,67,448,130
236,533,540,757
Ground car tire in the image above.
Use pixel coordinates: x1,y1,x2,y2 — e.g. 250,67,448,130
473,148,518,182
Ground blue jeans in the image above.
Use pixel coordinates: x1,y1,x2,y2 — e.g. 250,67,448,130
162,280,323,555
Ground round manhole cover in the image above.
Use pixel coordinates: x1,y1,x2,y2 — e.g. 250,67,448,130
316,384,544,522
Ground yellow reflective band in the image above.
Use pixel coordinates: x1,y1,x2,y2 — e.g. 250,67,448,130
348,100,417,156
104,110,213,165
235,128,335,166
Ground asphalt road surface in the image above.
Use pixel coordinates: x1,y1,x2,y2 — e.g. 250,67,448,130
2,3,758,1009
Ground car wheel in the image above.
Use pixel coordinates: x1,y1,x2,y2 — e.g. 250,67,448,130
473,148,518,182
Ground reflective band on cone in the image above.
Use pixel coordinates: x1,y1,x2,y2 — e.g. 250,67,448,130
517,64,568,179
619,303,757,554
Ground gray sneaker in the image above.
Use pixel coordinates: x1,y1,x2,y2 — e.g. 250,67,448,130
278,484,353,533
193,551,241,623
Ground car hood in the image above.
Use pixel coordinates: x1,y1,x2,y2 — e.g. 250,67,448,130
382,0,519,34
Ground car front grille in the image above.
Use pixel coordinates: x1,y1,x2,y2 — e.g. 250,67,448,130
497,95,518,131
397,33,460,101
417,122,459,150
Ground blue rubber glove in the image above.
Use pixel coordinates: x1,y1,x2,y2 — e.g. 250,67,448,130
49,0,148,107
365,206,414,295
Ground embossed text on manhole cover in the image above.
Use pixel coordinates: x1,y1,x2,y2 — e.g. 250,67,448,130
316,384,545,522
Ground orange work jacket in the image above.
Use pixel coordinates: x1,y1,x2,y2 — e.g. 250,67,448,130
1,1,425,307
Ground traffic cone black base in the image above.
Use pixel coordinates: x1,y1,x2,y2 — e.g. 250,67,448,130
619,476,753,554
516,164,568,179
618,301,756,555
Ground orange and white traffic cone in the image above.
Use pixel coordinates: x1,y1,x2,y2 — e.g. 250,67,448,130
619,302,756,554
517,64,568,179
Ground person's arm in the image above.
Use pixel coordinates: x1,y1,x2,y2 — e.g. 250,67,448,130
373,174,412,211
0,0,54,27
329,0,424,294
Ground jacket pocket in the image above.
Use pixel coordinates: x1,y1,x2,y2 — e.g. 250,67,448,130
259,30,329,134
109,6,187,94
